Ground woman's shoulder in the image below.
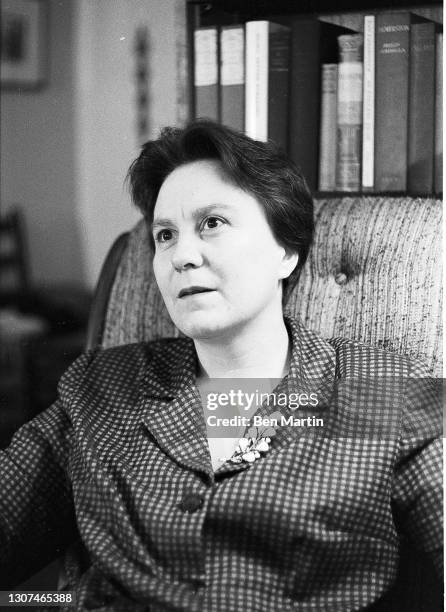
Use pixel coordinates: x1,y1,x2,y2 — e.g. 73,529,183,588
287,315,431,378
326,335,431,378
58,337,193,396
325,336,440,441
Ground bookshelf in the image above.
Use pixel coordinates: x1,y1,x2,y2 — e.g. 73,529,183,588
186,0,443,197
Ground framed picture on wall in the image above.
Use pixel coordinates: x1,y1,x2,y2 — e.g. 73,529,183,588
0,0,47,90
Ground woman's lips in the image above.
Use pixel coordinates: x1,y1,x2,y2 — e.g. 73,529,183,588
178,287,215,298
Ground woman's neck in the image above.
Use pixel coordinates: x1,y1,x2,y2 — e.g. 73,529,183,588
194,312,291,380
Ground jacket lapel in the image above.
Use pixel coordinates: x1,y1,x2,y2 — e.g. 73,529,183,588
214,317,337,478
140,338,214,480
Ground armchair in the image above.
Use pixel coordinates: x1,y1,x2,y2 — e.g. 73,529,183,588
21,196,441,608
80,195,442,611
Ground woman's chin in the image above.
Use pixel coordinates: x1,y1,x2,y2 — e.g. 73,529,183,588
180,322,226,341
175,313,233,341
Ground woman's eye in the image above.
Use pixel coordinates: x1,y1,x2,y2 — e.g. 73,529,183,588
202,216,224,231
155,229,173,243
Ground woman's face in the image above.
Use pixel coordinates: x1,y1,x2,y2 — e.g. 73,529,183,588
152,160,298,340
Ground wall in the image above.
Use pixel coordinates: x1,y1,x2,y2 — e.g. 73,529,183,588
1,0,187,289
1,0,86,287
73,0,187,287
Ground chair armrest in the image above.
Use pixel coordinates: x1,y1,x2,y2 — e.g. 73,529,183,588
85,232,130,351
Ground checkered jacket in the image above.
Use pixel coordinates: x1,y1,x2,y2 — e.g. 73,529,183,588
0,317,442,611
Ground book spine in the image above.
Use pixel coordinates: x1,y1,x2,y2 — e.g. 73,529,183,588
194,27,219,121
220,25,245,132
408,21,436,194
288,21,321,191
374,13,411,191
318,64,338,191
336,34,363,192
434,32,443,194
245,21,269,141
267,24,291,152
362,15,375,190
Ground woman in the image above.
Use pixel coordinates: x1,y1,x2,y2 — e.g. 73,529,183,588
0,121,442,611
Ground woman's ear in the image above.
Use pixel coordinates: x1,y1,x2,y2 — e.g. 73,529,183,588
278,250,299,280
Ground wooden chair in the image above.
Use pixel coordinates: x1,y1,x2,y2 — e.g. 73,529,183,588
0,208,46,441
0,207,29,301
0,207,91,445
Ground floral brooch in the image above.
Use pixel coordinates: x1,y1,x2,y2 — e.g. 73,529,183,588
227,411,282,465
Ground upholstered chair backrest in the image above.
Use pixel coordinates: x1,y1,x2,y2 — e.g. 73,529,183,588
100,196,442,376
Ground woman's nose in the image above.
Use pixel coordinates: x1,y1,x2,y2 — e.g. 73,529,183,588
171,234,204,271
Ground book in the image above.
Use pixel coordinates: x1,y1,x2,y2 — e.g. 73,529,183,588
408,20,436,194
362,15,375,190
374,13,418,191
194,26,219,121
220,25,245,132
318,64,338,191
336,33,363,192
289,20,353,192
434,32,443,194
245,21,290,151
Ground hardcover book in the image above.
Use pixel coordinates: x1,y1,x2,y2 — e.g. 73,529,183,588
408,20,436,194
362,15,375,190
245,21,291,151
318,64,338,191
434,31,443,194
194,26,219,121
336,33,363,192
374,13,417,191
220,25,245,132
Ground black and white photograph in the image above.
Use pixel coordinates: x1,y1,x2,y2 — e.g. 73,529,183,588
0,1,443,610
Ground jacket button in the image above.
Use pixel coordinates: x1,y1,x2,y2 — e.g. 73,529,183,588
178,492,204,513
335,272,348,285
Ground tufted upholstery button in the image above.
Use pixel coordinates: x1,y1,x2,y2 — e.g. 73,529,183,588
178,492,204,513
190,578,205,593
335,272,348,285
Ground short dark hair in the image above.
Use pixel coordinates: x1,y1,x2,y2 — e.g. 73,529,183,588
127,120,314,275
